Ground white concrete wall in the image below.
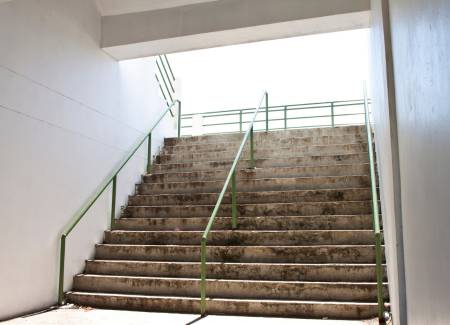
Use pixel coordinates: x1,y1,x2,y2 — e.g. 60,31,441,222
0,0,173,320
101,0,370,59
371,0,450,323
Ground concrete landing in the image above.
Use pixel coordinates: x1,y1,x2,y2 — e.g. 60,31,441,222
4,306,377,325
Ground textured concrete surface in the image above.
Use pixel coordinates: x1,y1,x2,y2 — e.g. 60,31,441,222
4,306,376,324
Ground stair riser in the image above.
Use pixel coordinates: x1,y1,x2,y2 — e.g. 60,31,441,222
158,144,368,164
73,276,388,302
95,245,383,263
165,126,366,146
144,164,370,183
137,176,370,195
66,293,379,319
129,188,371,206
114,215,374,231
153,154,369,173
85,261,387,282
104,230,375,246
164,135,367,154
125,202,371,219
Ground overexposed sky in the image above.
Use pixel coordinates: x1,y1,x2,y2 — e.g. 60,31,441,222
169,29,370,114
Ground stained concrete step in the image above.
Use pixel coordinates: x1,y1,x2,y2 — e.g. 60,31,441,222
95,244,383,264
165,126,366,146
158,144,368,164
66,292,380,319
73,274,388,302
114,215,374,231
144,164,370,183
137,175,370,195
85,260,387,282
153,153,369,173
124,201,371,218
104,230,375,246
129,188,371,206
163,134,367,154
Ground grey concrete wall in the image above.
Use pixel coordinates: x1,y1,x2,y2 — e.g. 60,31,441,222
101,0,370,59
371,0,450,323
0,0,173,320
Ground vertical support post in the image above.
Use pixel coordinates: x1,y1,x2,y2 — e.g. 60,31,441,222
110,175,117,229
177,101,182,139
250,127,255,168
200,238,207,315
284,106,288,129
239,110,243,133
331,102,335,127
375,232,385,319
265,92,269,132
147,133,152,174
57,235,66,305
231,171,237,229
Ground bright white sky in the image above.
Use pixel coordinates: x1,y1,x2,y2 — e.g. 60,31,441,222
169,29,370,114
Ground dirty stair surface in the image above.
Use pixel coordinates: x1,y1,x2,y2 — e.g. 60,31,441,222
66,126,388,320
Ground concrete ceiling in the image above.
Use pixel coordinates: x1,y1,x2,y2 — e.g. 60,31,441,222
95,0,220,16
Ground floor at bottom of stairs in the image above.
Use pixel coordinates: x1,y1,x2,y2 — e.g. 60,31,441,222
4,305,380,325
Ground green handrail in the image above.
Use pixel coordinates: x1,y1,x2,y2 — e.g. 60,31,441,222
200,91,268,315
57,100,181,305
363,84,384,319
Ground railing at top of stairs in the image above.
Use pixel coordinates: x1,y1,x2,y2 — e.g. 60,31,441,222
57,99,181,305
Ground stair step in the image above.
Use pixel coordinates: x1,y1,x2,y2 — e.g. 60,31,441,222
144,164,370,183
66,292,380,319
129,188,371,206
104,230,376,246
85,260,387,282
137,175,370,195
72,275,388,302
114,215,374,231
165,125,366,146
164,134,367,154
95,244,383,263
124,201,371,218
159,144,368,164
153,153,369,173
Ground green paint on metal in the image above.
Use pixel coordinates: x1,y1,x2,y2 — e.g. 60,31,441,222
110,175,117,228
147,133,152,174
163,54,175,81
331,102,335,127
159,56,175,93
57,100,180,305
363,83,384,319
265,92,269,132
156,60,174,103
231,171,237,229
199,92,267,315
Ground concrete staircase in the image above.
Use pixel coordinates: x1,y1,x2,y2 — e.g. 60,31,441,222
66,125,388,320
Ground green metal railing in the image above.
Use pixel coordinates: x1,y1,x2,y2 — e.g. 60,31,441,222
200,91,269,315
155,55,176,107
363,85,384,319
57,100,181,305
181,99,367,136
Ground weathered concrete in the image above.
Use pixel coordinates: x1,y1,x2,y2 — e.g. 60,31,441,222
67,126,387,319
114,215,374,231
85,260,386,282
94,244,382,264
66,293,380,320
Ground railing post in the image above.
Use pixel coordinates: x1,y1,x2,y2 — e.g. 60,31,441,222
231,171,237,229
147,133,152,174
110,175,117,228
200,238,207,315
57,235,66,305
284,106,287,129
177,101,182,139
239,110,243,133
250,127,255,168
331,102,335,127
265,93,269,132
375,232,385,319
